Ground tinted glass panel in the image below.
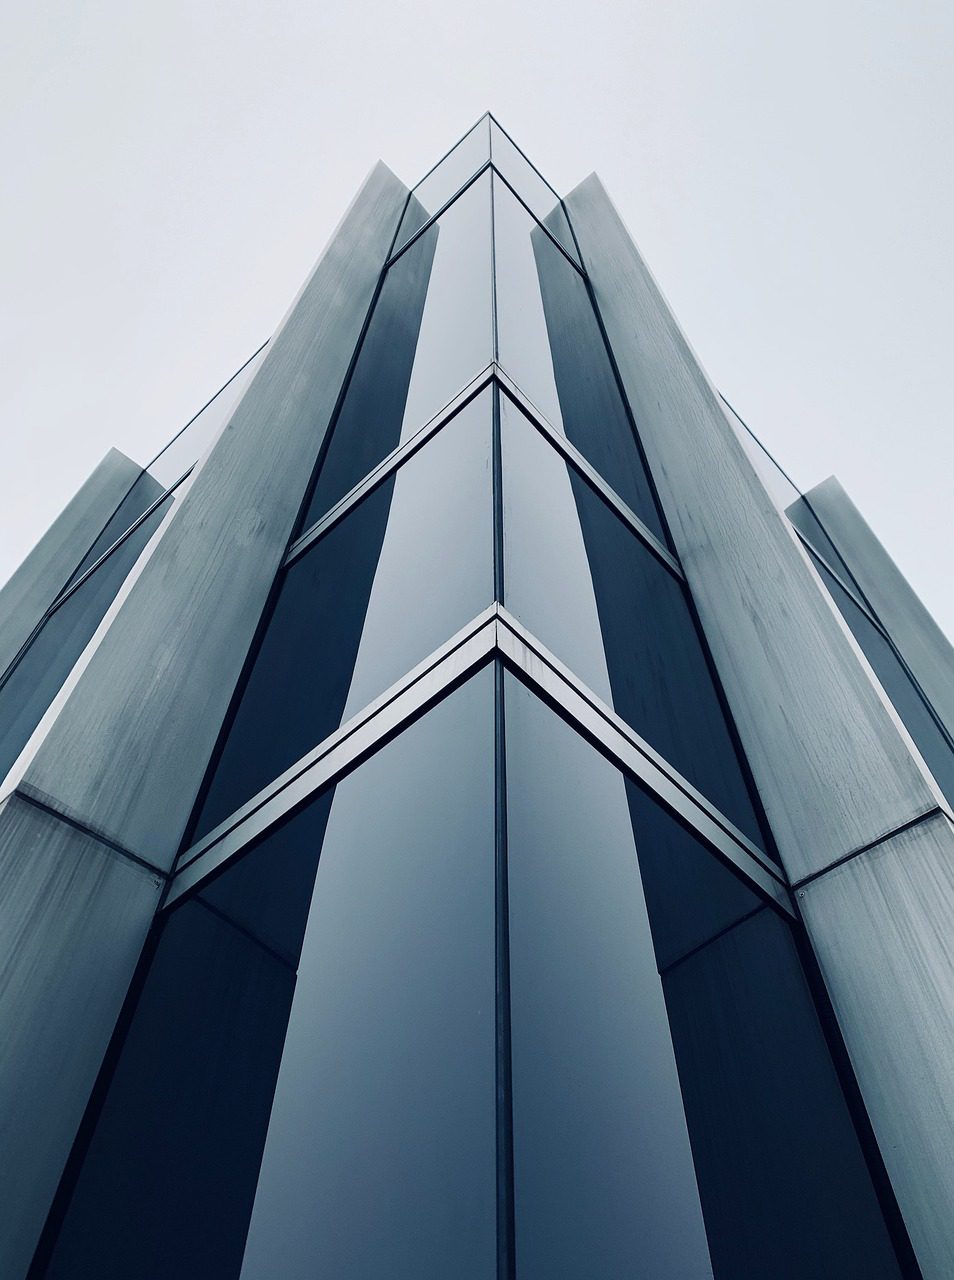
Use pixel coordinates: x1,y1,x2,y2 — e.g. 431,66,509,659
394,115,490,251
192,391,493,840
239,669,496,1279
813,552,954,804
299,224,437,531
502,399,766,851
504,673,714,1278
489,120,579,263
626,781,904,1278
0,496,173,781
39,795,334,1280
505,676,904,1279
493,180,665,541
396,169,493,436
64,470,165,588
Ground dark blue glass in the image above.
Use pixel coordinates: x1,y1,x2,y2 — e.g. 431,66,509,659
298,223,438,532
41,670,496,1280
38,793,335,1280
237,668,497,1279
502,398,766,852
493,177,665,543
191,390,493,841
504,675,905,1278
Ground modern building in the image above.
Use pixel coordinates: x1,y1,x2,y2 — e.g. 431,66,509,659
2,115,953,1279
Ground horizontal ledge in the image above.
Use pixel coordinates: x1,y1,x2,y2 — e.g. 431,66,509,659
166,605,791,918
285,364,681,584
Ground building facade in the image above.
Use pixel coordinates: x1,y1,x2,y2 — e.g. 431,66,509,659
2,116,953,1279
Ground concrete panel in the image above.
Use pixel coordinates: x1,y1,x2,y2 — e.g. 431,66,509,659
795,476,954,735
564,173,941,884
20,162,410,868
0,793,160,1280
800,812,954,1279
0,449,143,675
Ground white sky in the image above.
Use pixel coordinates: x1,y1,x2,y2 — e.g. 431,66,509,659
2,0,952,638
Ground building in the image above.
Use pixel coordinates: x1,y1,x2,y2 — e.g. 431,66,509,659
2,115,953,1278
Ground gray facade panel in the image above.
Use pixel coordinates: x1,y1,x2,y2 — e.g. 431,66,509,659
564,172,941,883
18,162,409,868
0,449,143,675
799,811,954,1279
795,475,954,736
0,793,161,1280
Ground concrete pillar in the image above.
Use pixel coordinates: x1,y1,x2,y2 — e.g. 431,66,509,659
792,475,954,735
0,161,409,1279
566,173,954,1277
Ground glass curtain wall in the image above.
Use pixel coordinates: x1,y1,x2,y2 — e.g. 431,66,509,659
36,663,910,1279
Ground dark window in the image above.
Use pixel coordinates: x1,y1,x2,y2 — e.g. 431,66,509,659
501,398,766,852
504,675,905,1279
298,224,437,532
493,177,665,542
811,552,954,806
192,389,493,842
43,670,497,1280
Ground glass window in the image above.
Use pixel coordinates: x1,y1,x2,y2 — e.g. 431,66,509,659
37,795,333,1280
399,170,493,438
0,496,173,782
501,398,766,852
298,225,437,532
41,669,497,1280
489,119,579,264
812,552,954,805
64,470,165,589
394,115,491,253
505,676,906,1279
504,672,715,1278
238,668,497,1280
191,390,494,842
493,180,665,542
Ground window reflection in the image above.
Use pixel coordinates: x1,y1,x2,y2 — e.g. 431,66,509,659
191,390,494,842
505,675,906,1279
501,398,767,852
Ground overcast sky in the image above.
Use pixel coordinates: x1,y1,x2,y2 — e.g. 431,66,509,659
2,0,952,637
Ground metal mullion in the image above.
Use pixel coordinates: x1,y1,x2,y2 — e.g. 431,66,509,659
493,658,516,1280
284,366,496,569
168,603,792,922
494,373,684,582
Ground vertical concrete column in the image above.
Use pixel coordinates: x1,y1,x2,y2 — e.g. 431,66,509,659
567,173,954,1277
0,449,142,675
0,161,409,1279
792,475,954,735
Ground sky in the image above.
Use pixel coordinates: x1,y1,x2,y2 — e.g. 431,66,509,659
2,0,952,637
